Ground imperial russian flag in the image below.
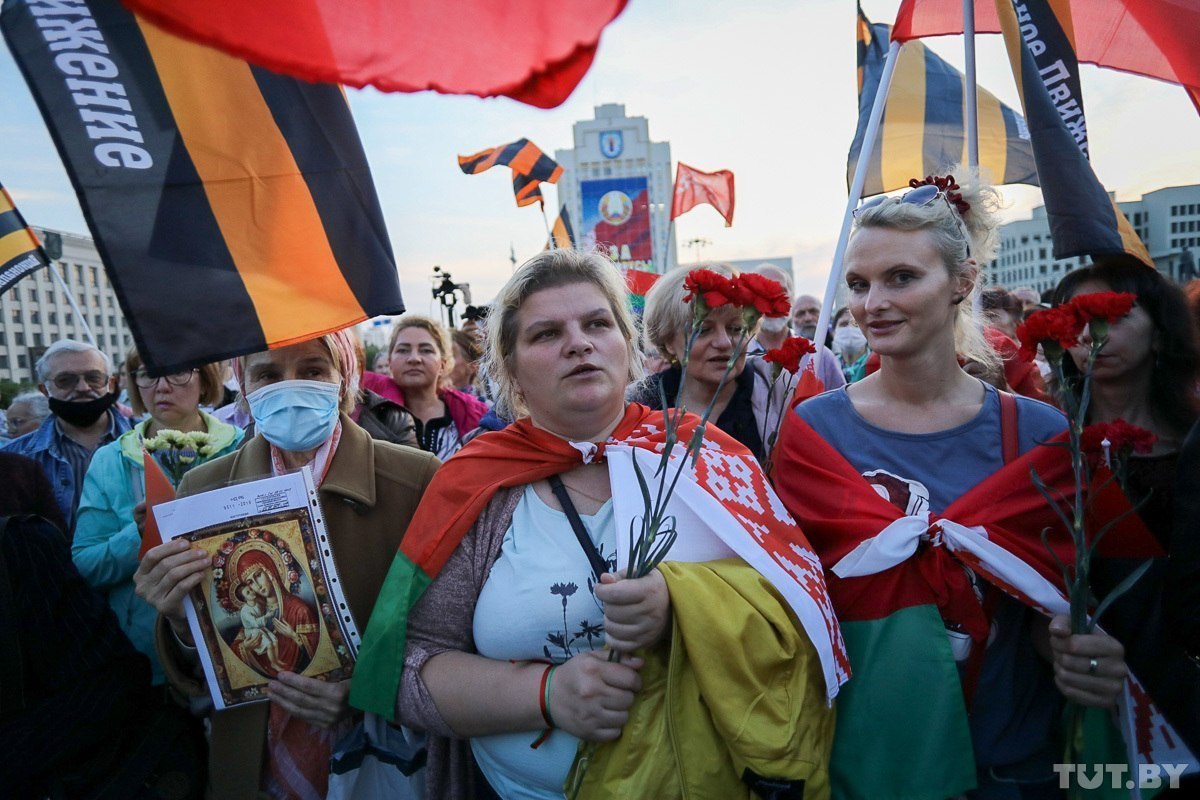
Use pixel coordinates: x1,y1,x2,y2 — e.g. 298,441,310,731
848,5,1037,196
0,180,50,297
2,0,403,374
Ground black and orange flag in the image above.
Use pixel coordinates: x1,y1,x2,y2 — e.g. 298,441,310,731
849,5,1037,196
547,205,575,249
0,179,50,297
2,0,403,373
990,0,1150,264
459,139,563,208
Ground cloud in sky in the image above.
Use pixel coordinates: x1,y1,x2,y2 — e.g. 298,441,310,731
2,0,1198,314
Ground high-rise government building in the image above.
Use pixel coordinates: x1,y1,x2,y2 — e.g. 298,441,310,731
555,103,677,273
0,227,135,384
987,184,1200,297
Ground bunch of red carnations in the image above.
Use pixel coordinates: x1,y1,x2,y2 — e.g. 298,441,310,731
1016,291,1155,636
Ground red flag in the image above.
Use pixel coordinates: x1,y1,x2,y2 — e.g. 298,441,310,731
892,0,1200,114
670,163,735,227
137,451,177,560
124,0,627,109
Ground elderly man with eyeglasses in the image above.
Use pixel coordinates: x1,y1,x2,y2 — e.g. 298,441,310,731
2,339,131,534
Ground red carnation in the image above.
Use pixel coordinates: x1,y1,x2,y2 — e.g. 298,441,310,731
763,336,817,375
1015,305,1085,361
1068,291,1136,324
1081,419,1157,459
683,269,739,309
734,272,792,317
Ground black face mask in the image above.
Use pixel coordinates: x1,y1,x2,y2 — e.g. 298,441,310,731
48,392,118,428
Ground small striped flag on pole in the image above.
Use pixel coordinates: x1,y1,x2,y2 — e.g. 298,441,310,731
547,205,575,249
0,180,50,297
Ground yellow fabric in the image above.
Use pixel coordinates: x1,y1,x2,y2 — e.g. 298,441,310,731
567,559,835,800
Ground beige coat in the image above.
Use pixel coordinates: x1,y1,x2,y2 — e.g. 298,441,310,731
156,416,440,798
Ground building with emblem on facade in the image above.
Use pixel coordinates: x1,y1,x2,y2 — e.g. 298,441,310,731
555,103,677,273
1,227,135,385
986,183,1200,297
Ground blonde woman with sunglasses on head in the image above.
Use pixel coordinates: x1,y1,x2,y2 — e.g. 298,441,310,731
772,171,1135,800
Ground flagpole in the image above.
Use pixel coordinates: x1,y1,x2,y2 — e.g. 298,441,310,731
963,0,984,316
665,218,676,273
814,38,903,355
963,0,979,167
48,262,98,348
539,202,554,248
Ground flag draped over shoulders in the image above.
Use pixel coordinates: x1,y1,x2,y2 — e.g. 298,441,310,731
351,403,848,718
771,406,1167,798
122,0,628,109
773,409,1157,628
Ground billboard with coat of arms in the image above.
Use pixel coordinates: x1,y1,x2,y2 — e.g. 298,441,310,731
580,177,653,270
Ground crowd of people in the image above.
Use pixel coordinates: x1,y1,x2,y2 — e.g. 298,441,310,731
2,168,1199,800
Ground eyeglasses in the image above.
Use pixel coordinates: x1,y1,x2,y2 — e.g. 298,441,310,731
855,184,972,258
49,370,110,391
133,368,197,388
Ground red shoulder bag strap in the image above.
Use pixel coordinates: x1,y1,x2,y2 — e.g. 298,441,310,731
999,391,1019,465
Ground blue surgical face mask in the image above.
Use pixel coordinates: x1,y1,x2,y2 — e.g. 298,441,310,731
245,379,341,452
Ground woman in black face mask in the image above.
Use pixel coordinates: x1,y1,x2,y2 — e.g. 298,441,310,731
1,339,132,530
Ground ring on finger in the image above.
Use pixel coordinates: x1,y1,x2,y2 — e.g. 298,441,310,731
1088,657,1099,675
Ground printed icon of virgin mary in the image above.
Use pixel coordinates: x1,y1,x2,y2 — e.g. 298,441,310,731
217,536,320,678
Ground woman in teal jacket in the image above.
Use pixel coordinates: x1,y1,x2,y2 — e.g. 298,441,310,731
73,351,243,683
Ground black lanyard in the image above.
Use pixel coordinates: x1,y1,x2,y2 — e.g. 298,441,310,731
547,475,609,582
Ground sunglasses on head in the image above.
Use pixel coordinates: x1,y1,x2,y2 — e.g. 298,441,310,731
854,184,973,258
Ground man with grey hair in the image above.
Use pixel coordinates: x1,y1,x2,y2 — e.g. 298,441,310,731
748,263,796,355
790,294,821,341
744,270,847,393
5,391,50,439
2,339,130,533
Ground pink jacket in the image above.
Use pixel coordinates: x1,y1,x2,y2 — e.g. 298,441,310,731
360,372,487,437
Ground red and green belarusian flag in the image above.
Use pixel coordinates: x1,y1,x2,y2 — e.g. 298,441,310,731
772,408,1166,798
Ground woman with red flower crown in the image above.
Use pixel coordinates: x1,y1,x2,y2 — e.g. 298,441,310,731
771,170,1141,799
635,263,792,462
1051,255,1200,762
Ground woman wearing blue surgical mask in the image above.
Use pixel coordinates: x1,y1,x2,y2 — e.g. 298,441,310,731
831,307,870,384
133,330,441,798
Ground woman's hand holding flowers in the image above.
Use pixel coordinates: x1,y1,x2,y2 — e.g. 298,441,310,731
548,650,644,742
595,569,671,654
1048,614,1128,709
